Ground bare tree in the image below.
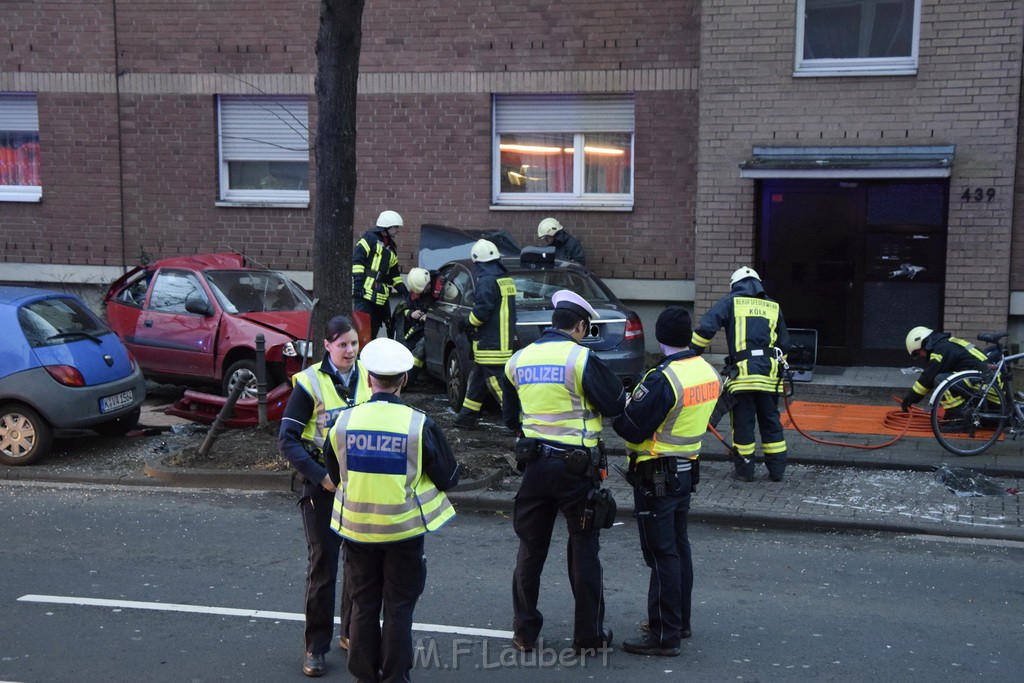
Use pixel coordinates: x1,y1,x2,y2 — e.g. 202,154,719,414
312,0,366,336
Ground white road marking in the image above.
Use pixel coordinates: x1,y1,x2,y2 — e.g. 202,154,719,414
18,594,513,639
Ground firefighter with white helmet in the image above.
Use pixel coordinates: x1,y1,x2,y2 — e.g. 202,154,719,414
453,239,518,427
397,266,442,381
691,266,790,482
537,217,586,265
352,210,409,347
900,326,993,413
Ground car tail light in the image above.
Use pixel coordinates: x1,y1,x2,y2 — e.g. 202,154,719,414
45,364,86,387
624,314,644,341
126,349,138,371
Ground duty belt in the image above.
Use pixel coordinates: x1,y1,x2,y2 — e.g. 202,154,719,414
540,442,597,459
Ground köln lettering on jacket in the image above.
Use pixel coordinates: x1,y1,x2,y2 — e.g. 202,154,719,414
345,429,409,475
734,297,779,321
682,380,721,406
516,364,566,385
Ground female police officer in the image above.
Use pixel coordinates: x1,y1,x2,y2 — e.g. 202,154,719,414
279,316,371,677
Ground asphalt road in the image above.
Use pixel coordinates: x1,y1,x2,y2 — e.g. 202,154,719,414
3,481,1023,682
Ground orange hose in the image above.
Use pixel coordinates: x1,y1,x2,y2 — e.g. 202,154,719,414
781,391,922,450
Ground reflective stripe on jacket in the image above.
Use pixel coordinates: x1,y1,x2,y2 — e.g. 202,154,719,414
292,361,370,450
353,230,403,306
505,339,601,448
329,401,455,543
469,261,517,365
627,356,721,465
693,282,789,393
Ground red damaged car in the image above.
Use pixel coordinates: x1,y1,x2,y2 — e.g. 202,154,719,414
104,253,313,398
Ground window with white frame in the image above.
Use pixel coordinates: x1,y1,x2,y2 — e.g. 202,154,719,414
0,93,42,202
795,0,920,77
493,94,634,209
217,95,310,205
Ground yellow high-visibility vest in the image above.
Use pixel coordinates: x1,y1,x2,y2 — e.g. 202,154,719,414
292,360,370,451
328,401,455,543
506,339,601,448
627,356,721,465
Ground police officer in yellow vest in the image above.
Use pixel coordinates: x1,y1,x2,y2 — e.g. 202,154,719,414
613,307,720,657
502,290,625,655
279,316,371,677
324,337,461,683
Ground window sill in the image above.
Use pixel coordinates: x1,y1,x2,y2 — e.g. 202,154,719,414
0,187,42,202
490,204,633,212
215,201,310,209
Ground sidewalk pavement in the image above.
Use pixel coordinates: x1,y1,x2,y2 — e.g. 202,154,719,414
6,366,1024,542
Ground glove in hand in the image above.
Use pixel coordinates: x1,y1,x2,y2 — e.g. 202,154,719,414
900,395,915,413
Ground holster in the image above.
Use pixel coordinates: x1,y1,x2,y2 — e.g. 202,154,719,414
579,488,617,533
514,437,541,471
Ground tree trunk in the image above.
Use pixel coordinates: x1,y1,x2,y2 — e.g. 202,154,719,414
312,0,365,338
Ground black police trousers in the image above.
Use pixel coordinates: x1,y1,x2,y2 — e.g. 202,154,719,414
633,468,693,648
512,452,605,645
299,482,352,655
345,535,427,683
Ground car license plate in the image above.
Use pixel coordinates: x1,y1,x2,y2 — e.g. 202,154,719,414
100,389,135,414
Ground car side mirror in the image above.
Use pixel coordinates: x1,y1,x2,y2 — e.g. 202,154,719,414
185,296,213,317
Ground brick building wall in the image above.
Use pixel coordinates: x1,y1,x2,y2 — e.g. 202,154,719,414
1,0,699,291
697,0,1023,350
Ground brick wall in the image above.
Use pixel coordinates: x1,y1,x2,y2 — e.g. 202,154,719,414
697,0,1023,344
0,1,115,72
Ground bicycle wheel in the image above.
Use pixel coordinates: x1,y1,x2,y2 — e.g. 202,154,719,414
930,372,1009,456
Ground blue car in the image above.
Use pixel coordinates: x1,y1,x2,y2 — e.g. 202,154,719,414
0,286,147,466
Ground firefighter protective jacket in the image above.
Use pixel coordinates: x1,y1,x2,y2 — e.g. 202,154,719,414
325,393,459,543
352,229,409,306
468,260,518,366
552,230,586,265
907,332,991,401
612,350,721,465
502,329,626,444
691,278,790,393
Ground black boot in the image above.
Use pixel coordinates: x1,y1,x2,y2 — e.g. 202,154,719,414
453,409,479,428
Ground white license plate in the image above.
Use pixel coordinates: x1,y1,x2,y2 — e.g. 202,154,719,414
100,389,135,414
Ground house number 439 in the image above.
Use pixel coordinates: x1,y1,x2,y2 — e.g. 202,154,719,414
961,187,995,202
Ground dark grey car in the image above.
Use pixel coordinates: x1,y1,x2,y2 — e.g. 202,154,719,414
407,254,645,409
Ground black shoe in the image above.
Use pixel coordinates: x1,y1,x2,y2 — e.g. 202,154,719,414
572,629,612,655
302,652,326,677
511,635,536,653
338,635,350,651
769,473,784,482
731,472,754,482
641,621,691,638
453,411,479,428
623,635,681,657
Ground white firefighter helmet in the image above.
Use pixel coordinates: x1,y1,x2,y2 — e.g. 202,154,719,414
905,326,934,355
730,266,760,287
376,210,403,230
360,337,414,375
407,267,431,295
471,239,500,263
537,217,563,238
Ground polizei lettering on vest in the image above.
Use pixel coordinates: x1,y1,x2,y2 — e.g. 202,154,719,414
516,364,566,385
346,430,409,454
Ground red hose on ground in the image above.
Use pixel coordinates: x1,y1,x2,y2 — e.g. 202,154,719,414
780,391,924,450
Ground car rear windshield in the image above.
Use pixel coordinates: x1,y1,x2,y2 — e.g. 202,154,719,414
19,297,109,349
511,269,611,303
205,270,313,314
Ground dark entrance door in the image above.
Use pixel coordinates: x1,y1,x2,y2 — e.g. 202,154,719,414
757,179,947,366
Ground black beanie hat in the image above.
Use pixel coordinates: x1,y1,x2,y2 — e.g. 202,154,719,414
655,306,692,348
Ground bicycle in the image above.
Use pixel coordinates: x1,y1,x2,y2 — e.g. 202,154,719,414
929,332,1024,456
